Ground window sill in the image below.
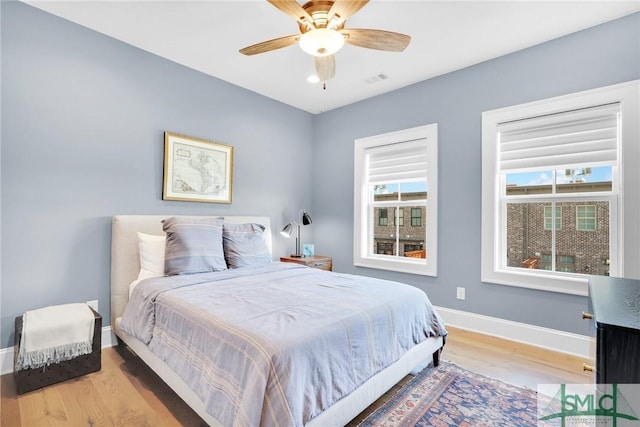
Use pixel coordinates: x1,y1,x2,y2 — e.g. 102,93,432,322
481,268,588,296
354,256,437,277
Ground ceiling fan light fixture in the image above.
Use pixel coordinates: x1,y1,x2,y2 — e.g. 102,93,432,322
299,28,344,57
307,74,320,83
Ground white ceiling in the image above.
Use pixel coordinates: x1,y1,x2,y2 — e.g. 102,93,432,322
24,1,640,114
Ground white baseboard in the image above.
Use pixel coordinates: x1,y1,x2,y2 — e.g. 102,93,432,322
435,306,594,359
0,347,14,376
0,326,116,376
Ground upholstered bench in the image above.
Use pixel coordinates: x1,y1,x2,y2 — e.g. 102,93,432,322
13,307,101,394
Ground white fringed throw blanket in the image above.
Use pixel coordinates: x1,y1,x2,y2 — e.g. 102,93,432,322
16,303,95,370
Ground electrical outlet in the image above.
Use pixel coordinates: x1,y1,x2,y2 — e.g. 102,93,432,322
86,300,98,313
456,287,466,300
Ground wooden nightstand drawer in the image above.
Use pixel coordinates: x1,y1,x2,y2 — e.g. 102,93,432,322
280,256,332,271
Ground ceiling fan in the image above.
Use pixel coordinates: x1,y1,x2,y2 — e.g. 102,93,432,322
239,0,411,82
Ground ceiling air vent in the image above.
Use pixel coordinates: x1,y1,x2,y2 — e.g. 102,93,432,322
363,73,389,84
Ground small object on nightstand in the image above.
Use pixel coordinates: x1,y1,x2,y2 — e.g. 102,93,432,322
281,255,332,271
302,244,314,257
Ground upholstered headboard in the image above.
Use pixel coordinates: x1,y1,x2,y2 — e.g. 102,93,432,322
110,215,272,331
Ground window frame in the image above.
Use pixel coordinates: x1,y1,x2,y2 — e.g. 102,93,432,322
395,207,404,226
481,80,639,296
354,124,438,276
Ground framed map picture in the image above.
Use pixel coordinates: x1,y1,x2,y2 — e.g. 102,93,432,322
163,132,234,203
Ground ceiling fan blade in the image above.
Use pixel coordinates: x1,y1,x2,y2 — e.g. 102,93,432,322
268,0,315,27
341,28,411,52
328,0,369,26
315,55,335,81
239,34,300,56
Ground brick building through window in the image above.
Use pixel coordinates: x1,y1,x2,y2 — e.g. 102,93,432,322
506,182,610,276
373,191,426,258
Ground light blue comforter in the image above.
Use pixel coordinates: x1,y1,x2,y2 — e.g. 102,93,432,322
120,262,446,427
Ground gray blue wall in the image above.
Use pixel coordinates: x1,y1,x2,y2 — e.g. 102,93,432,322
1,2,314,347
1,1,638,349
312,12,640,336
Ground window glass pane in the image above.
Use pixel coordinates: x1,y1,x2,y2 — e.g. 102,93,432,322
411,207,422,226
506,201,609,275
400,181,427,201
372,204,426,260
556,166,612,193
543,206,562,230
375,242,394,255
506,202,552,271
378,208,388,226
373,183,429,203
577,205,597,231
505,171,553,195
400,207,425,258
558,255,575,263
403,243,425,258
373,205,395,256
372,183,399,202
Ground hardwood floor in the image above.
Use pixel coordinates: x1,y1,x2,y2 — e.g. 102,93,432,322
1,326,593,426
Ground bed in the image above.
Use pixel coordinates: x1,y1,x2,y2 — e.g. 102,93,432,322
111,215,446,427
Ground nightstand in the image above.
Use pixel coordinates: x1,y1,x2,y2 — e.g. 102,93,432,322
280,255,332,271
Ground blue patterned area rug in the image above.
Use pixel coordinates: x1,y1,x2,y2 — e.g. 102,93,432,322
358,361,538,427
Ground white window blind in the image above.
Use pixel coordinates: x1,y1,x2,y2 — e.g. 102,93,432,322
366,139,427,184
498,102,620,173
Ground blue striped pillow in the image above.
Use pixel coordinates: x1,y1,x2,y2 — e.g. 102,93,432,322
223,223,272,268
162,216,227,275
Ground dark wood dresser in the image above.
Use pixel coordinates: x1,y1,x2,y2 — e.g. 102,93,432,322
587,276,640,384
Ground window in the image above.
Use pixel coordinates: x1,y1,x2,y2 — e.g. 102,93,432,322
411,208,422,226
378,208,388,226
376,242,393,255
540,253,576,272
354,124,438,276
395,208,404,226
544,206,562,230
576,205,596,231
482,80,640,295
404,244,424,257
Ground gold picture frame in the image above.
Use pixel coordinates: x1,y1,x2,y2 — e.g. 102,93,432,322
163,131,233,203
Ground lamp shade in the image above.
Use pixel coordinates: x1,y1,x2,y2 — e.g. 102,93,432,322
281,222,294,238
299,28,345,57
302,211,312,226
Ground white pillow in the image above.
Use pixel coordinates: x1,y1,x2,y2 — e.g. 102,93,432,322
137,232,166,280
